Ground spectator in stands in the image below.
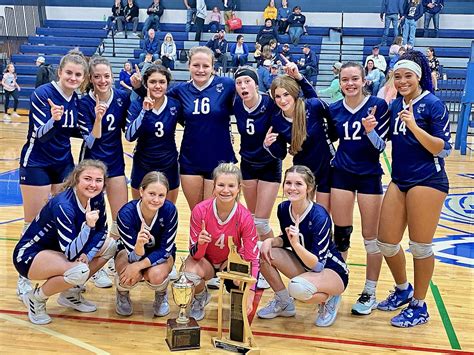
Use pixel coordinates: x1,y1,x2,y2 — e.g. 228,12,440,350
184,0,197,33
423,0,444,38
401,0,423,48
222,0,237,33
206,29,229,72
230,35,249,67
277,43,294,65
117,0,139,37
161,33,177,70
277,0,291,34
377,70,397,106
35,56,52,88
142,0,165,37
380,0,403,46
140,29,160,62
317,61,343,103
365,59,384,95
119,61,134,94
2,63,20,121
426,47,440,90
270,63,279,83
208,6,222,33
257,60,272,92
104,0,124,32
287,6,307,45
139,53,154,75
365,45,387,72
298,44,318,81
195,0,207,41
254,43,263,67
263,0,278,26
262,39,278,64
389,36,403,57
256,19,279,48
388,46,406,70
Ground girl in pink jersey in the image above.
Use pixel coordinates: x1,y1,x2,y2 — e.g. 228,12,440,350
184,163,259,321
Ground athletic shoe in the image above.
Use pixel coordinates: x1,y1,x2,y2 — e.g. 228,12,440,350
91,269,113,288
207,277,220,290
77,284,87,293
169,265,178,281
377,284,414,311
11,112,20,118
116,291,133,316
257,297,296,319
190,289,211,321
106,258,116,276
16,275,33,301
22,291,51,325
57,288,97,312
3,114,11,122
153,291,170,317
256,273,271,289
390,300,430,327
351,292,378,315
315,295,342,327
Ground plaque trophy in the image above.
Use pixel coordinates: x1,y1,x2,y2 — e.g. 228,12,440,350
166,258,201,351
212,238,260,354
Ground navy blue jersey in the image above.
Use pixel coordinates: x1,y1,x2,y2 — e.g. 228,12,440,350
330,96,389,175
117,199,177,266
389,91,451,185
20,82,79,168
266,98,336,176
14,188,108,263
125,96,181,170
234,93,280,166
78,89,130,171
168,76,237,171
277,200,343,269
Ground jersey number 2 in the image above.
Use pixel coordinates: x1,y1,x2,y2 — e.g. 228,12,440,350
192,98,210,115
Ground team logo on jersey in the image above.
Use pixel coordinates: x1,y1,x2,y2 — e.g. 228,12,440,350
216,83,224,93
417,103,426,114
117,98,123,107
259,105,266,113
170,106,177,116
440,192,473,225
432,234,474,268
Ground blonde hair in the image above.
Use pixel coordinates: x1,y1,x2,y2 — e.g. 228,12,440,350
62,159,107,192
212,163,243,201
139,171,169,193
59,49,89,92
188,46,215,66
284,165,316,201
270,75,307,155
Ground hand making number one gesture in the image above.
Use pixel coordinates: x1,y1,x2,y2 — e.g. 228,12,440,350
286,214,301,246
361,105,378,133
47,98,64,121
198,220,212,245
94,94,108,121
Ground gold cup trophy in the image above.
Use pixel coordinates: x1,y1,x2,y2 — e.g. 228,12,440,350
166,258,201,351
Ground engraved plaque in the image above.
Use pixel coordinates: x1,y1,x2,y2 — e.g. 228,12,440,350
230,290,244,342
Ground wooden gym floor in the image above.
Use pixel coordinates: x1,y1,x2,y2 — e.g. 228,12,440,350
0,113,472,354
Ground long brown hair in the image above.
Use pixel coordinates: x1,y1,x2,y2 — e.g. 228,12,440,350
61,159,107,192
270,75,307,155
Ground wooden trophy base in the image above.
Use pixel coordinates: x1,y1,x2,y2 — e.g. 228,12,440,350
212,337,260,354
166,318,200,351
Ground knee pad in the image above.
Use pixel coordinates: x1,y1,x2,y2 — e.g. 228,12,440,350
183,272,202,287
376,240,401,257
334,225,353,252
288,276,318,301
409,241,433,259
64,263,90,286
145,276,169,292
100,239,118,260
114,274,138,292
364,238,381,255
254,217,272,236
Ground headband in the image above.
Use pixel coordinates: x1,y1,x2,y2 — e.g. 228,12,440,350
393,59,422,78
234,68,259,85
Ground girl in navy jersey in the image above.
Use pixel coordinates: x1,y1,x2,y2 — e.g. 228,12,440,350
13,160,117,325
264,65,336,211
115,171,177,317
375,51,451,327
329,62,389,316
257,165,348,327
17,50,89,299
126,64,181,204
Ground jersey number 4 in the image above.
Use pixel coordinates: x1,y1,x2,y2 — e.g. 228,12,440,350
214,234,226,249
192,98,211,115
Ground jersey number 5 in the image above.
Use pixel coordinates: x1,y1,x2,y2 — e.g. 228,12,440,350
246,118,255,135
192,98,210,115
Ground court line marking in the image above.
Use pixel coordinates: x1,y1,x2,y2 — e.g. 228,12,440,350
0,217,23,225
0,313,110,354
0,309,470,354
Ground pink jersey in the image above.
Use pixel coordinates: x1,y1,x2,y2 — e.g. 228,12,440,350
189,198,259,279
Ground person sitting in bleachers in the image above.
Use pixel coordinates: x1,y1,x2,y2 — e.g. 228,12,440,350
317,61,343,103
263,0,278,26
142,0,165,37
277,0,291,34
389,36,403,58
139,29,160,62
256,19,279,48
364,45,387,73
270,63,280,83
117,0,139,36
254,43,263,67
104,0,124,32
222,0,237,33
206,29,229,72
262,39,278,64
230,35,249,67
277,43,294,65
365,59,384,95
297,45,318,81
161,33,177,70
388,46,406,70
257,59,272,92
287,6,307,45
119,61,133,94
208,6,222,33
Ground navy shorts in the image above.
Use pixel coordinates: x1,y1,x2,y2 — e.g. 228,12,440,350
104,161,125,179
19,163,74,186
393,169,449,194
331,168,383,195
314,166,332,194
131,161,180,190
13,242,41,278
179,164,214,180
240,159,282,183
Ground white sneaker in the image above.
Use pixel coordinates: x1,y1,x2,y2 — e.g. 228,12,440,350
190,289,211,321
3,114,11,122
153,291,170,317
207,277,220,290
92,269,113,288
257,273,270,289
116,291,133,316
106,258,116,276
315,295,342,327
16,275,33,301
57,288,97,312
169,265,178,281
22,291,51,325
11,112,20,118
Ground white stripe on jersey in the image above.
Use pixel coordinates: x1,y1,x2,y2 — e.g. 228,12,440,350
57,217,72,233
59,205,73,224
22,132,37,167
58,230,72,245
34,92,46,107
16,235,41,262
32,113,45,127
434,157,441,172
318,217,328,235
31,101,47,117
